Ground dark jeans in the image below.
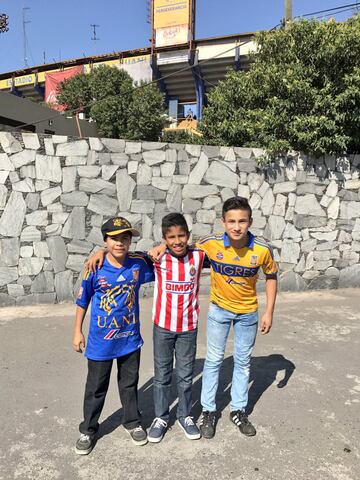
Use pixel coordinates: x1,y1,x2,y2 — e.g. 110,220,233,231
153,324,197,423
79,348,141,435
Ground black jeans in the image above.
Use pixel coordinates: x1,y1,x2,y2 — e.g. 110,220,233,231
79,348,141,435
153,324,197,423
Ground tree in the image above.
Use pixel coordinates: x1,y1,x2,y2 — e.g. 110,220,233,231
57,65,166,140
199,16,360,158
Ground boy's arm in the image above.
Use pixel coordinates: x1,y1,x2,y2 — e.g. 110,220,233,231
148,243,166,262
73,305,87,352
85,248,106,273
260,277,277,335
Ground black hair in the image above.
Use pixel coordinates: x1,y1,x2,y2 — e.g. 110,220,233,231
161,212,190,237
222,196,252,218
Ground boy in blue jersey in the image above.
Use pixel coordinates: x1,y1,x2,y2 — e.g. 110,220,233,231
73,217,154,455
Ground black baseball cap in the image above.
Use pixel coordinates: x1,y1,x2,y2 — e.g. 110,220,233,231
101,217,140,239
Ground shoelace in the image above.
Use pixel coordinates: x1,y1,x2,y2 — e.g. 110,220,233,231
200,412,214,425
152,418,167,429
79,434,91,442
132,426,144,433
184,416,195,427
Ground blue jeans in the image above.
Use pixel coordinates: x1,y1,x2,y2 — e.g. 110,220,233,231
201,303,258,412
153,324,197,422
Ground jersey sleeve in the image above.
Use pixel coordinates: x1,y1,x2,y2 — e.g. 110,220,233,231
262,246,278,277
139,259,155,284
76,270,95,309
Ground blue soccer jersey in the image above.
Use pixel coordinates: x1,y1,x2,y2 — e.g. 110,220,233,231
76,253,155,361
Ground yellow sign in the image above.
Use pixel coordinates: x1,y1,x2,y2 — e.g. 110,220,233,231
0,73,36,90
153,0,190,29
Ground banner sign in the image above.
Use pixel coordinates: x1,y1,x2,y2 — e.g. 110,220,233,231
45,65,84,111
155,25,188,47
153,0,191,47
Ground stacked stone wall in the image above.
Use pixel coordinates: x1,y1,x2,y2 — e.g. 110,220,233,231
0,131,359,306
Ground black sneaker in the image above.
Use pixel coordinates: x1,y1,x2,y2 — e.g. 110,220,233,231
230,410,256,436
125,425,148,446
199,411,216,439
75,433,95,455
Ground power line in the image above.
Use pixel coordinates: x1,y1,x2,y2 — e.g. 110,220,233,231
296,2,360,18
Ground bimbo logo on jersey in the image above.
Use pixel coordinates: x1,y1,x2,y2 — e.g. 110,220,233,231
165,280,195,294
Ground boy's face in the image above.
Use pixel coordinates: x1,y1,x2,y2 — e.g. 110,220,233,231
221,209,252,244
163,226,190,257
105,232,131,260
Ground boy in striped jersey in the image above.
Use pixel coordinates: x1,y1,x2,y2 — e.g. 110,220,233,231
150,197,278,440
86,213,209,443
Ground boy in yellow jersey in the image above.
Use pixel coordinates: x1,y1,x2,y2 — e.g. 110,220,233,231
150,196,278,439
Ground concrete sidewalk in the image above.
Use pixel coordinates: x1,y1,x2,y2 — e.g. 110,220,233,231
1,289,359,480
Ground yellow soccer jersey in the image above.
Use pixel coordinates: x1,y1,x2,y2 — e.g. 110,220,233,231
195,232,278,314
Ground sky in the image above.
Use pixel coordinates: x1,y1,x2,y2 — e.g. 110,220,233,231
0,0,357,74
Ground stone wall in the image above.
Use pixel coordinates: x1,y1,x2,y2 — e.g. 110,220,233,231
0,131,359,306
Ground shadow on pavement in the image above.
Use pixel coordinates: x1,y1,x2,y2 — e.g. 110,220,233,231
96,353,295,440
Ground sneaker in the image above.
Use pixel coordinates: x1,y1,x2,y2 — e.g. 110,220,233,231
230,410,256,436
125,425,148,446
199,411,216,439
75,433,95,455
177,416,201,440
148,417,168,443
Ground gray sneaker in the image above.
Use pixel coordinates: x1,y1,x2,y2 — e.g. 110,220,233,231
125,425,148,446
75,433,95,455
177,416,201,440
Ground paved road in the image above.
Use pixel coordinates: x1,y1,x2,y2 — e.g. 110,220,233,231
1,289,359,480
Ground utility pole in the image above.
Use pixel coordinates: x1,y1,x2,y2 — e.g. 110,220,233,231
284,0,293,25
22,7,30,67
90,24,100,54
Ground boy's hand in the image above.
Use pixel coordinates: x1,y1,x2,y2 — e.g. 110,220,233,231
148,244,166,262
85,249,105,273
260,312,273,335
73,331,86,353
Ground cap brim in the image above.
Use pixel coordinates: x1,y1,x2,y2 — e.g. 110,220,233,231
106,228,140,237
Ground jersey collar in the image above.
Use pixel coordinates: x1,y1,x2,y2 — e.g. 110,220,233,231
223,231,255,248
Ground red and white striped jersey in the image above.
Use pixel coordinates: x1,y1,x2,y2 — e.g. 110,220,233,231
152,247,206,332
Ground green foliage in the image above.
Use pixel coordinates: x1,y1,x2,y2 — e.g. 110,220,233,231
161,129,203,144
57,65,165,140
199,16,360,158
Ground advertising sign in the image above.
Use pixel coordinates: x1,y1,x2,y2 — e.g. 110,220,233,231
45,65,84,111
153,0,192,47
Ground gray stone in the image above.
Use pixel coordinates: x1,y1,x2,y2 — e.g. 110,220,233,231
22,133,40,150
143,150,166,166
102,165,119,180
35,155,62,183
67,239,93,254
313,251,331,261
141,141,165,151
264,215,286,240
135,239,154,251
273,182,297,194
166,184,182,212
19,165,36,179
131,200,155,214
237,185,250,199
352,218,360,241
185,144,201,157
0,238,19,267
136,185,166,201
0,153,15,171
62,207,85,240
79,178,116,196
101,138,126,152
344,179,360,189
301,238,317,253
33,241,50,258
188,152,208,184
56,140,89,157
141,215,153,239
221,188,235,202
61,191,89,207
265,165,285,184
182,184,218,199
281,240,300,264
20,246,33,258
24,193,39,211
340,201,360,219
12,178,35,193
183,198,202,213
152,177,172,191
165,149,177,163
55,270,74,302
327,197,340,220
0,185,8,209
310,231,338,242
203,146,220,158
0,268,18,288
25,210,48,227
77,166,101,178
66,254,87,272
339,190,359,201
247,173,264,192
273,194,287,216
325,181,338,198
205,161,238,189
295,194,326,216
8,284,24,297
16,293,56,306
316,241,337,251
296,183,317,195
89,137,104,151
325,267,340,278
294,254,306,273
18,258,44,276
52,135,67,144
313,260,332,271
47,203,63,213
173,175,188,184
249,193,261,210
110,153,128,166
0,171,9,184
40,186,62,207
20,226,41,242
252,210,266,229
87,227,104,246
53,212,69,224
116,170,135,211
46,236,67,273
0,191,26,237
31,272,54,293
88,194,118,216
0,133,22,154
339,230,353,243
64,156,87,167
285,160,297,181
294,215,327,229
307,275,338,290
137,164,152,185
283,223,301,239
125,141,141,154
60,167,76,193
196,210,216,224
44,138,54,156
192,223,211,238
279,271,306,292
9,172,20,183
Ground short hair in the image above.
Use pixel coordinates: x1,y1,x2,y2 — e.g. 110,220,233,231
222,196,252,218
161,212,190,237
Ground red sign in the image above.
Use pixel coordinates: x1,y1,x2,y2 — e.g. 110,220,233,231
45,65,84,111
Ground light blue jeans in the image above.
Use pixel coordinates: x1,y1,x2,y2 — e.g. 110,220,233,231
201,303,258,412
